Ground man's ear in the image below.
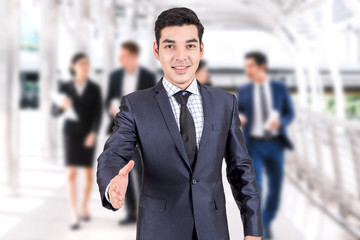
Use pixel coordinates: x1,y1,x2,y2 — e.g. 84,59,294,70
153,41,160,60
200,41,204,58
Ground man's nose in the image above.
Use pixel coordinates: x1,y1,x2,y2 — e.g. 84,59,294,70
174,47,188,62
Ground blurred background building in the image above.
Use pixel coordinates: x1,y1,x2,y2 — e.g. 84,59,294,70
0,0,360,239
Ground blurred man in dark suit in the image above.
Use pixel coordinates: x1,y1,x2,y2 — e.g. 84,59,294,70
105,41,156,225
237,51,295,239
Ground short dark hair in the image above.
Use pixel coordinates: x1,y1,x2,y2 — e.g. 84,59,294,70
69,52,87,76
121,41,140,55
154,7,204,48
245,51,267,69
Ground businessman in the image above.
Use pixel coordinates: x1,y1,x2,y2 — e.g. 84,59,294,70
105,41,156,225
237,51,295,239
97,7,262,240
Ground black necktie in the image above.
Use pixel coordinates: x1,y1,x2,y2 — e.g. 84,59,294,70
260,85,271,139
173,90,197,169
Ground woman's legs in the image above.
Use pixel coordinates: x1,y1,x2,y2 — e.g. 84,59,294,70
81,167,93,217
66,166,78,224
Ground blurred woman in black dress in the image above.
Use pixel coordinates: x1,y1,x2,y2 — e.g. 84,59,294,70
52,53,102,230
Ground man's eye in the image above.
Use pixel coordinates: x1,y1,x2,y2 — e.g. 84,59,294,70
188,44,196,48
165,45,174,49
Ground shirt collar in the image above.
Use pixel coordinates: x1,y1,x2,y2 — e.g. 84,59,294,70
124,66,140,77
254,77,270,87
162,76,199,97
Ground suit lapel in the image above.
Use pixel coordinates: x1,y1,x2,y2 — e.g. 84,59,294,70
136,67,143,90
118,70,124,97
192,80,213,174
248,83,254,122
269,80,277,109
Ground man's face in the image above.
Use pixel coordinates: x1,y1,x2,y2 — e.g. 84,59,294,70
119,48,138,71
244,58,265,82
153,25,204,85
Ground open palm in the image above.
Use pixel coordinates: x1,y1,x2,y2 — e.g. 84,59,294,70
109,160,135,209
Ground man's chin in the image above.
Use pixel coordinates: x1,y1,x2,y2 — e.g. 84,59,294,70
167,74,195,85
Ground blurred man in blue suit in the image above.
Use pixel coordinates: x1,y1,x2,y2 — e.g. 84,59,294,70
237,51,295,239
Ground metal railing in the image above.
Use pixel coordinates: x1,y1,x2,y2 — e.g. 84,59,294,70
287,107,360,239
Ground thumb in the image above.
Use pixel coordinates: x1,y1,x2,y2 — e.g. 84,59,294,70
118,160,135,176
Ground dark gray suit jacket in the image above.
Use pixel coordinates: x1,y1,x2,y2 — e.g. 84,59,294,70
97,78,263,239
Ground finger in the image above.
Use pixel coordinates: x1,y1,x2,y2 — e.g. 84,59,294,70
111,199,120,209
118,160,135,175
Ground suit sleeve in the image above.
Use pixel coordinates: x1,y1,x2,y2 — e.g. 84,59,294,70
224,94,263,237
280,85,295,127
96,95,138,211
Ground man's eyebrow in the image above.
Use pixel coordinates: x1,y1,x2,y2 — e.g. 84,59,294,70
161,38,199,44
186,38,198,43
162,39,175,43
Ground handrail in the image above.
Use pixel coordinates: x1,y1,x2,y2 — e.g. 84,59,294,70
287,107,360,238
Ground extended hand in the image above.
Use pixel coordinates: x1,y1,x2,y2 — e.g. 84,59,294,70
109,160,135,209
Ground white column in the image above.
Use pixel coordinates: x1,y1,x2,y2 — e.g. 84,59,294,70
1,0,21,194
39,0,59,163
321,0,345,118
100,0,116,89
74,0,90,53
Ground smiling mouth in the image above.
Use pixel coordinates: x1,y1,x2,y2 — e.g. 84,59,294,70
171,65,191,74
172,66,190,69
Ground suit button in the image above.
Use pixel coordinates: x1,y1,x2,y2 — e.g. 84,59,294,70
192,179,197,185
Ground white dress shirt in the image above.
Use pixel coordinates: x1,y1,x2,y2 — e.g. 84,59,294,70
162,76,204,149
105,76,204,203
122,67,139,96
250,79,279,137
74,80,87,96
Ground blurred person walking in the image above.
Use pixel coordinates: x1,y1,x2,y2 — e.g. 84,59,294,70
105,41,156,225
237,51,295,239
52,53,102,230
